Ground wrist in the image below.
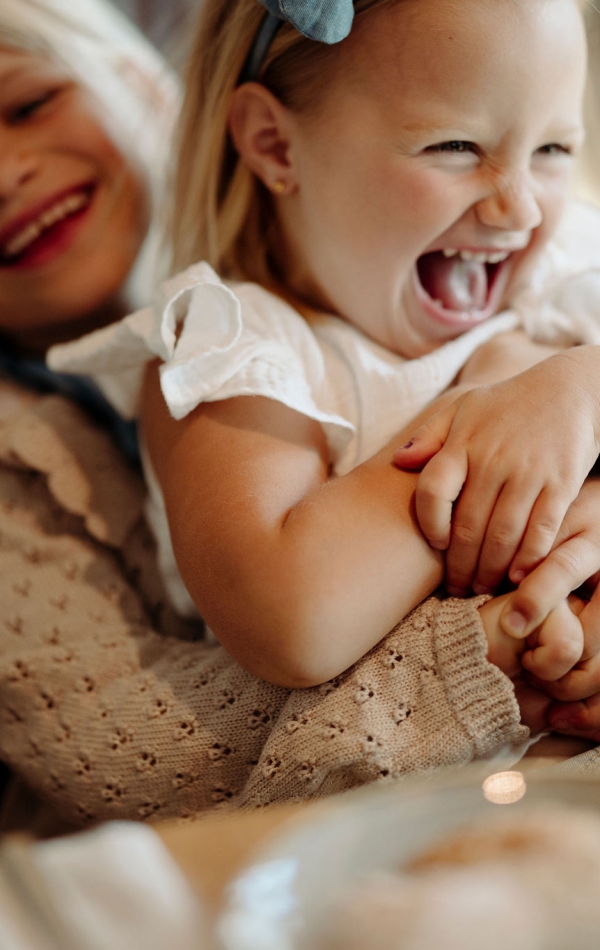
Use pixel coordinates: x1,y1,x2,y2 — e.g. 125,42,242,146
479,594,525,679
555,345,600,434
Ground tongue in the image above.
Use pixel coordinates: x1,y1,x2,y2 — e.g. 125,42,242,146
418,253,488,312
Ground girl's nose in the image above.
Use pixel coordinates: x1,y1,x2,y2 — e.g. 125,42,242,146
475,170,543,233
0,150,38,201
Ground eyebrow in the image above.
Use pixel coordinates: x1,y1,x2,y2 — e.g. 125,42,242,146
401,120,585,142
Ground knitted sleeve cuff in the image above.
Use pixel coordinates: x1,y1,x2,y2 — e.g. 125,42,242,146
433,595,529,757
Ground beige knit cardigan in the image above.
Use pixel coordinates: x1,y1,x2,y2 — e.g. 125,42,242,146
0,382,527,828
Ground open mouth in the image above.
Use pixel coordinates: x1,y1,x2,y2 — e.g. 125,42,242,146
0,185,95,268
415,248,511,329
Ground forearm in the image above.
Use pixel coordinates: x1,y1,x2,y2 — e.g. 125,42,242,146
166,412,446,688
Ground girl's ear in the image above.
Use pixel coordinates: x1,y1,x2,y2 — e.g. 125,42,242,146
228,83,297,195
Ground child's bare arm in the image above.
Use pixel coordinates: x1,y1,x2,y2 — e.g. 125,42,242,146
394,344,600,597
142,362,459,689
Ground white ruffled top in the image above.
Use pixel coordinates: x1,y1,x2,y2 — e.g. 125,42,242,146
48,200,600,615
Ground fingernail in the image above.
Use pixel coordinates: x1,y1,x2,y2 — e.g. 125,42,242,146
511,570,525,584
502,610,527,636
398,441,413,450
549,717,574,729
472,583,493,595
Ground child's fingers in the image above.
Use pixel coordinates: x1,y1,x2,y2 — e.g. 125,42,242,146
528,655,600,702
500,535,600,639
445,475,540,595
414,449,468,551
470,483,542,594
520,600,583,682
508,485,575,583
443,478,504,594
548,692,600,738
530,588,600,701
392,401,460,471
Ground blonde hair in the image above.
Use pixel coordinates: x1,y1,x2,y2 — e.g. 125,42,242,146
173,0,599,283
0,0,181,301
171,0,393,283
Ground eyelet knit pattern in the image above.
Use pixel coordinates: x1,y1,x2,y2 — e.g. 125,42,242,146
0,384,527,827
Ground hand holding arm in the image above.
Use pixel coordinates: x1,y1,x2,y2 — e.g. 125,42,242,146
394,344,600,598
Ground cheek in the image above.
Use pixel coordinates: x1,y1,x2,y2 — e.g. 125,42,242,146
51,100,129,180
541,182,569,233
530,175,571,255
382,166,469,240
64,111,150,239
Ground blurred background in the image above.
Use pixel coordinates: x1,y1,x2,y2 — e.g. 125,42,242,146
111,0,196,63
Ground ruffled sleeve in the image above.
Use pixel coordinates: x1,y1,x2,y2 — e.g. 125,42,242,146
48,263,355,464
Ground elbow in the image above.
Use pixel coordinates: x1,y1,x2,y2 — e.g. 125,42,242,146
240,624,345,690
261,648,337,690
209,601,353,690
186,560,385,689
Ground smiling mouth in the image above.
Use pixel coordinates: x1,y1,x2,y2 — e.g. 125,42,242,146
0,186,94,267
415,248,511,326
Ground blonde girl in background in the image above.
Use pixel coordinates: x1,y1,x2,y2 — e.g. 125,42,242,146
0,0,182,826
50,0,600,758
0,0,179,455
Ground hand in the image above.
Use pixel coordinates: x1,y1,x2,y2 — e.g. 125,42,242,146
500,478,600,638
496,479,600,740
394,350,600,597
540,589,600,741
524,592,600,695
478,594,553,733
481,593,583,685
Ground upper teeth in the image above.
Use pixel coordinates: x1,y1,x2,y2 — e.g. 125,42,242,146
442,248,510,264
2,191,90,259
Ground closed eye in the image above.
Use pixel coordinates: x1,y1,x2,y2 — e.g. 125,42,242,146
536,143,573,156
8,88,60,124
424,140,479,155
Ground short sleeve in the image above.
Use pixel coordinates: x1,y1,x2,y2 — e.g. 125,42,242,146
48,263,355,465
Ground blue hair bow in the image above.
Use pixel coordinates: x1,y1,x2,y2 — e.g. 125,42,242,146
258,0,354,44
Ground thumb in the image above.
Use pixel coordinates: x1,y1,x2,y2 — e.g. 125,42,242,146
393,401,459,470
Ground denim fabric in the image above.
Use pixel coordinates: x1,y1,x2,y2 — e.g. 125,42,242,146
259,0,354,43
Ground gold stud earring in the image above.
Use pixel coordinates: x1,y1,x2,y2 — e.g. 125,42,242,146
272,180,286,194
